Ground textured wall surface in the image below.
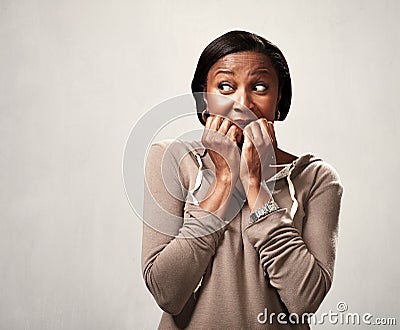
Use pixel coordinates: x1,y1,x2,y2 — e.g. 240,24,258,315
1,0,399,328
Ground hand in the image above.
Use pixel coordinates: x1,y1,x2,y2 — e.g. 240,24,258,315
239,118,277,189
201,114,242,184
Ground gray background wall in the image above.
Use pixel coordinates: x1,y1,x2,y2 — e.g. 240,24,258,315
1,0,399,329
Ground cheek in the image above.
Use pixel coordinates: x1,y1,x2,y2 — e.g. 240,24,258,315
254,96,278,120
204,92,235,116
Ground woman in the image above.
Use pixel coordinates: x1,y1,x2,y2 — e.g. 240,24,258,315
142,30,343,329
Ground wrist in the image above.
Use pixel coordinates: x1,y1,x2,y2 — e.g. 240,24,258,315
246,181,273,212
249,199,281,224
246,176,261,190
216,171,234,185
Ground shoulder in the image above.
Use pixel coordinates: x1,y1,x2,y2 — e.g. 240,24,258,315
145,140,188,174
306,158,341,183
148,139,204,160
294,153,344,197
146,139,203,185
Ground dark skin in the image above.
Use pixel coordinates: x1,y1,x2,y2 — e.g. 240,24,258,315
199,51,297,216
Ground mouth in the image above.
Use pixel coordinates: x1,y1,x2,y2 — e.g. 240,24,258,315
232,119,252,128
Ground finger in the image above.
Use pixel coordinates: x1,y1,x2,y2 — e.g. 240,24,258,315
266,121,277,146
251,121,263,144
243,122,259,146
268,121,276,140
218,117,233,135
242,125,253,144
204,113,215,129
210,115,224,131
257,119,273,143
226,125,241,144
259,118,269,132
203,114,218,145
235,127,243,145
259,119,272,143
241,131,253,152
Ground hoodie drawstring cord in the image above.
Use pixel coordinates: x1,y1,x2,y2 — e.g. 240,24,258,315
188,153,203,206
286,165,298,219
269,162,298,219
191,152,299,220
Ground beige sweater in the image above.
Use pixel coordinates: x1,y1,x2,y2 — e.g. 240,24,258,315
142,140,343,329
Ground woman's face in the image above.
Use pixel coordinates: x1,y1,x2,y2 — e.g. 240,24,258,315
204,51,280,127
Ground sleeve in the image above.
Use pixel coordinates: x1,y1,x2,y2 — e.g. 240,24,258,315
141,141,226,315
244,161,344,315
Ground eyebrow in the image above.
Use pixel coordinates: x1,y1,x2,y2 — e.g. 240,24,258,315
214,69,234,76
250,69,272,76
213,68,272,76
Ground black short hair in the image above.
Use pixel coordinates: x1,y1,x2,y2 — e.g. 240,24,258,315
191,30,292,124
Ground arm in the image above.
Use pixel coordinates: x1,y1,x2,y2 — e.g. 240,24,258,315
141,141,228,315
245,162,344,315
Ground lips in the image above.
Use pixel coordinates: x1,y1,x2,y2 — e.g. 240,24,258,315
232,119,252,128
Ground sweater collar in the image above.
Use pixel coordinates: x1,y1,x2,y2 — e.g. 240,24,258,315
266,152,322,182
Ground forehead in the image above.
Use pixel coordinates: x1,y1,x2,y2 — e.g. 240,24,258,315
209,51,274,73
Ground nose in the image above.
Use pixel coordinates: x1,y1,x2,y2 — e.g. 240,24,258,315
233,88,254,112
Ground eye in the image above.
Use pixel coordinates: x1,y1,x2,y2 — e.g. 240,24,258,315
218,82,234,93
253,83,269,93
